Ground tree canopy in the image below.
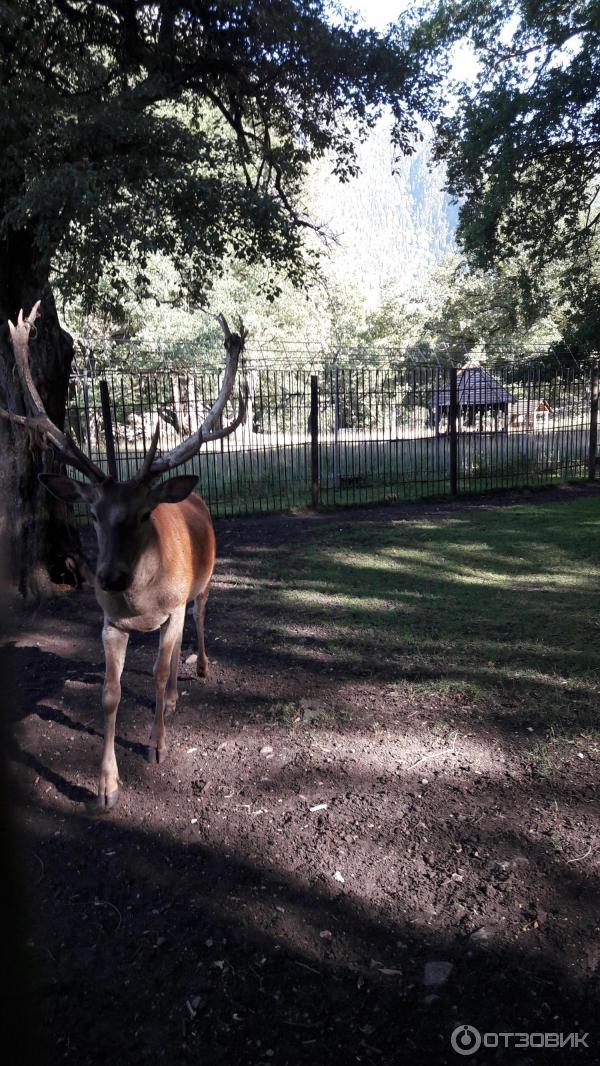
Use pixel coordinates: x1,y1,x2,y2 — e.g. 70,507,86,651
0,0,435,590
407,0,600,271
0,0,431,312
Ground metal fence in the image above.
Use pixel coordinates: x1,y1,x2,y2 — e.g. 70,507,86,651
65,358,599,519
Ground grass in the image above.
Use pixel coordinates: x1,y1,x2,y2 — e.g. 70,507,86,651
224,494,600,743
72,426,590,520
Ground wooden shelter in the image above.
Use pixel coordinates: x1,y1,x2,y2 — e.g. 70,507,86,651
509,398,554,431
432,365,515,431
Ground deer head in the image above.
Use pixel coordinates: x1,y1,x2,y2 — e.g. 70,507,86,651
1,305,246,592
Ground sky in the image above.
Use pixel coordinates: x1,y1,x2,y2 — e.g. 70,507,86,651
346,0,412,31
345,0,480,83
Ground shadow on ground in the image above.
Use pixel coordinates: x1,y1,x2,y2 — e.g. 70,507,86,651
6,488,600,1065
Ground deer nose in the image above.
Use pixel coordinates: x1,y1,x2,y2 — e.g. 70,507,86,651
97,568,130,592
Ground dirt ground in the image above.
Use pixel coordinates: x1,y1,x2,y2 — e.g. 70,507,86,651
5,487,600,1066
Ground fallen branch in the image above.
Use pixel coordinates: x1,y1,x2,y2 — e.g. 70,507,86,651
409,733,459,769
566,845,596,864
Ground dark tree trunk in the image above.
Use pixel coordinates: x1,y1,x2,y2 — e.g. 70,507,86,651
0,231,81,596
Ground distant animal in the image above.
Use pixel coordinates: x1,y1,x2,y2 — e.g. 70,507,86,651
2,304,245,810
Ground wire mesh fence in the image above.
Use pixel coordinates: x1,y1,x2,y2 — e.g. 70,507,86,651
65,357,599,520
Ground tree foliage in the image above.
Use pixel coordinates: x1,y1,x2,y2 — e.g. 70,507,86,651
361,253,566,359
1,0,431,310
407,1,600,269
0,0,434,590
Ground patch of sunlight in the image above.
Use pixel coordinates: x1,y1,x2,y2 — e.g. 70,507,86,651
304,721,510,779
329,546,439,569
236,545,279,553
454,662,599,695
438,540,497,554
329,544,592,591
14,636,93,657
392,516,467,529
280,588,401,612
276,622,331,640
376,546,439,563
449,565,591,589
215,576,281,590
476,638,600,661
322,552,395,571
215,575,319,592
275,618,417,646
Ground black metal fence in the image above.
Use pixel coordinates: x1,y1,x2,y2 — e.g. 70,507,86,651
65,358,599,519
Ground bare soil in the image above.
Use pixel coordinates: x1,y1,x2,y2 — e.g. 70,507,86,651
5,485,600,1066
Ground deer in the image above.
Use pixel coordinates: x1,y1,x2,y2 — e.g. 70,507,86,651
1,303,246,810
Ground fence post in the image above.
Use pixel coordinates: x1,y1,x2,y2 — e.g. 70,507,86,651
99,378,118,479
589,363,599,480
310,374,319,507
449,366,458,496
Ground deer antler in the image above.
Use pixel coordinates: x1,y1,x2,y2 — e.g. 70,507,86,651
0,302,107,482
136,421,161,481
141,314,247,478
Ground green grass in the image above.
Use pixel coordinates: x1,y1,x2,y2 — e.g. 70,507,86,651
73,426,590,519
227,495,600,740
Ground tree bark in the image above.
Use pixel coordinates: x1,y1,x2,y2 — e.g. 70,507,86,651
0,232,80,596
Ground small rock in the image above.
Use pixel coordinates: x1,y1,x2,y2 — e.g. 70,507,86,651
423,961,453,987
186,654,198,665
300,697,327,723
469,926,493,945
260,745,274,756
333,870,345,884
319,929,333,940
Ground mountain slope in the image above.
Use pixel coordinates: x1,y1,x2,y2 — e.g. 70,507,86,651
310,121,458,301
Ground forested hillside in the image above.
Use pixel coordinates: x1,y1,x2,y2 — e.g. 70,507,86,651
311,121,457,301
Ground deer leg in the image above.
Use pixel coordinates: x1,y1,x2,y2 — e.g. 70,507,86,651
97,622,129,811
193,586,210,678
146,606,186,764
165,627,184,717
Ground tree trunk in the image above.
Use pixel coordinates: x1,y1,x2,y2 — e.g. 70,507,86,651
0,232,81,596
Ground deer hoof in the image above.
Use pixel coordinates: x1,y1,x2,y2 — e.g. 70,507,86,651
145,745,167,765
90,789,119,814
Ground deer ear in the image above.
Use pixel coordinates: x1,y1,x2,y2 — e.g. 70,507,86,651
149,475,198,507
38,474,97,505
